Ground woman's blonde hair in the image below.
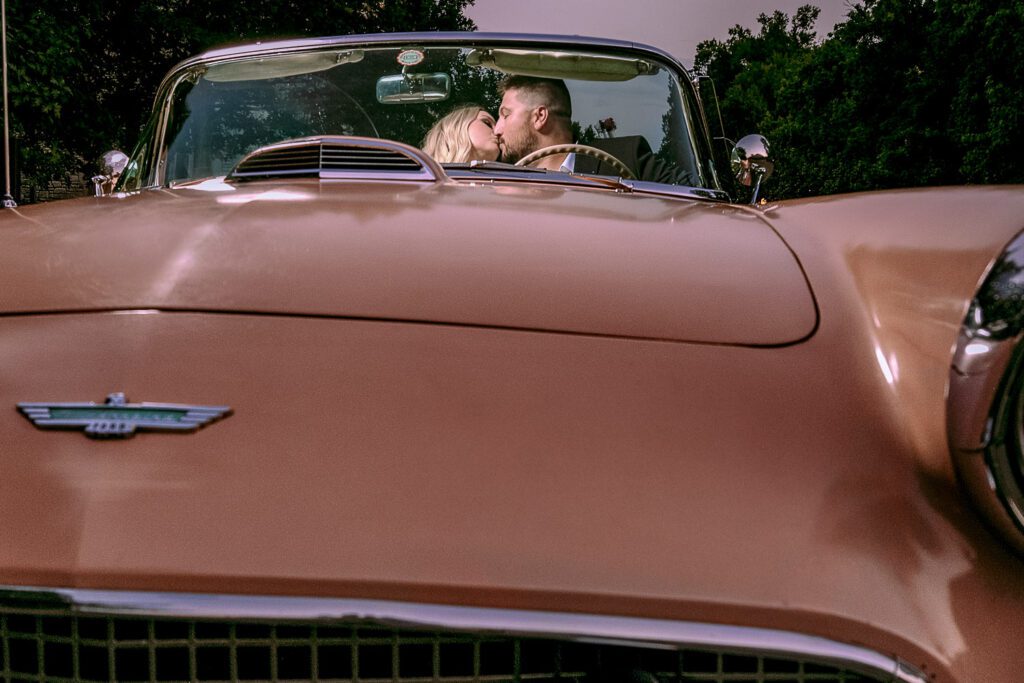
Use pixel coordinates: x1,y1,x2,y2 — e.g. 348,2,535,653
422,105,487,163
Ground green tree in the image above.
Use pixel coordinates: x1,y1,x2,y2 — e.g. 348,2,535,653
5,0,476,198
694,0,1024,199
693,5,821,199
694,5,820,143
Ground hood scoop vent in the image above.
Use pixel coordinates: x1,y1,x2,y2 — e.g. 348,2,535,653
228,136,443,182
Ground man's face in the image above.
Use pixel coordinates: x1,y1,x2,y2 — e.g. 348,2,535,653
494,89,540,164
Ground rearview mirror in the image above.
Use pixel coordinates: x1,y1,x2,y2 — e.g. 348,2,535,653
376,73,450,104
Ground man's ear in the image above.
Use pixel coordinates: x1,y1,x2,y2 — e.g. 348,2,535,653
531,106,549,131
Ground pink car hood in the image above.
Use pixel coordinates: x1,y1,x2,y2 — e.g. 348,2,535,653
0,179,816,346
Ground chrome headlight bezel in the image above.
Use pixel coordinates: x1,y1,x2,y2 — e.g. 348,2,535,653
948,229,1024,556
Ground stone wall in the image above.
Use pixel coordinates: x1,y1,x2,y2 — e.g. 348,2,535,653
22,173,90,204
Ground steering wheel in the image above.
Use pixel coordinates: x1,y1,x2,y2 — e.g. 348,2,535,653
515,143,635,180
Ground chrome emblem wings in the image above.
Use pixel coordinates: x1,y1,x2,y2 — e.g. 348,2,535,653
17,392,232,439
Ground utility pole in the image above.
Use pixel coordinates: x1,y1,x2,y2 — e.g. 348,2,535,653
2,0,15,208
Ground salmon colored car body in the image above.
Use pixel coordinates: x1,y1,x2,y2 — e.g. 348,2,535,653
1,33,1022,683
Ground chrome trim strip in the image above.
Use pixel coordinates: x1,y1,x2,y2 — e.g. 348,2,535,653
0,585,926,683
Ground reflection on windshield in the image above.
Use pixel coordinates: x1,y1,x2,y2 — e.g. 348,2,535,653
153,45,705,188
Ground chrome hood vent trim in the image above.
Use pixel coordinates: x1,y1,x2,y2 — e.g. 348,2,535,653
228,136,443,182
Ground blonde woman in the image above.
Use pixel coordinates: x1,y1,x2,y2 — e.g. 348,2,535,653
422,105,500,163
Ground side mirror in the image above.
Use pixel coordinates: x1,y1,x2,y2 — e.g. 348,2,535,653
376,72,450,104
730,134,773,205
92,150,128,197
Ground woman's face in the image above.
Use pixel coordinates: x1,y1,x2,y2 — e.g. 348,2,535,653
467,110,500,161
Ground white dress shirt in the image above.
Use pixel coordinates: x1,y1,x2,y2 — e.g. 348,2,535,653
558,153,576,173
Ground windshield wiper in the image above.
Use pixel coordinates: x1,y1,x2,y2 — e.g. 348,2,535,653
566,172,635,192
447,160,548,173
448,161,636,190
446,162,727,200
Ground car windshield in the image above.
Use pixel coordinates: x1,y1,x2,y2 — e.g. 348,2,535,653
121,42,716,190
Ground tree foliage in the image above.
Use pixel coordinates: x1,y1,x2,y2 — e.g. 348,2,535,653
10,0,1023,200
6,0,475,187
695,0,1024,199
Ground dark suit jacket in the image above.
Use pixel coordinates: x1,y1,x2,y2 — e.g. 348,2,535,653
574,135,694,186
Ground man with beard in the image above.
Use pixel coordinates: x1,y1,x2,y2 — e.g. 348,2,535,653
493,76,694,185
493,76,574,169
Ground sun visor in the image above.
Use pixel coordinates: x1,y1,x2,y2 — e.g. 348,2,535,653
466,49,658,81
204,50,364,82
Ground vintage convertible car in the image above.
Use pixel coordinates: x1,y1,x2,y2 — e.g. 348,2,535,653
1,32,1023,683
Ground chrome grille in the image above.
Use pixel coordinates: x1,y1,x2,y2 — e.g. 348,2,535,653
0,605,880,683
228,136,439,182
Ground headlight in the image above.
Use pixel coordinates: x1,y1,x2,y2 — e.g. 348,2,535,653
948,229,1024,556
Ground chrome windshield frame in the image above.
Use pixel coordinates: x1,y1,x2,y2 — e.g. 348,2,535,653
133,32,722,195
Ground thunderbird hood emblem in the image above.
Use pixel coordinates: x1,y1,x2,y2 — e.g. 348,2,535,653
17,392,232,439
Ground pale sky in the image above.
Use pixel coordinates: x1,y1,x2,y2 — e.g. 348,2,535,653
466,0,852,67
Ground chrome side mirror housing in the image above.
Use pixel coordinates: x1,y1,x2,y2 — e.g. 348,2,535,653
92,150,129,196
730,134,773,205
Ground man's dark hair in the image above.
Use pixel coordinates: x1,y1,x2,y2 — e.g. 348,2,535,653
498,76,572,119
